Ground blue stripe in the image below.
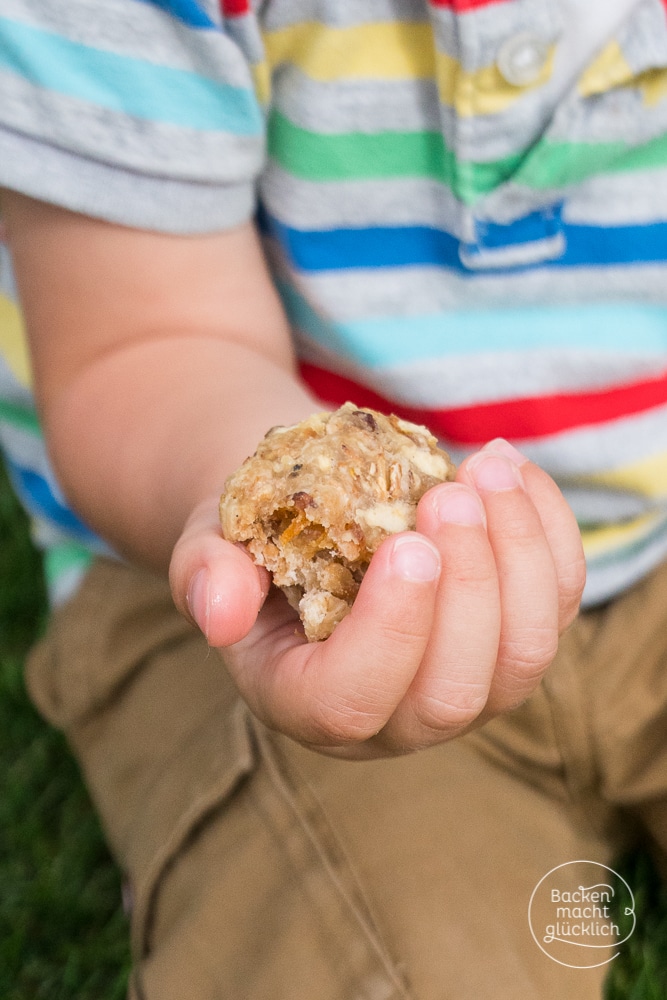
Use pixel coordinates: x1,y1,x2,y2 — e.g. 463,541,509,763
0,16,262,134
134,0,216,29
279,281,667,367
268,216,460,272
4,457,103,546
265,212,667,274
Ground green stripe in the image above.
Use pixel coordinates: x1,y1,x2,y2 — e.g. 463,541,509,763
517,133,667,189
44,542,93,593
267,111,522,202
268,111,667,199
0,399,40,435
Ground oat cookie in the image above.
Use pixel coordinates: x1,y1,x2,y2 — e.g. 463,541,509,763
220,402,455,641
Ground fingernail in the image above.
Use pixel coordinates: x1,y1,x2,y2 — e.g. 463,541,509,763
469,453,521,492
483,438,528,466
432,485,485,525
187,568,210,638
390,535,441,582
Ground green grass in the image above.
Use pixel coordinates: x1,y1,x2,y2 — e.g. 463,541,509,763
0,458,130,999
1,456,666,997
605,849,667,1000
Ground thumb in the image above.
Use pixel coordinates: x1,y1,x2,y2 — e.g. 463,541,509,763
169,497,270,646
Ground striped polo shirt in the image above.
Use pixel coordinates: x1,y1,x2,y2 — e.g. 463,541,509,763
2,0,667,605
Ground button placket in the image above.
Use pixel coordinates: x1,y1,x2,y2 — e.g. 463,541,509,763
428,0,566,269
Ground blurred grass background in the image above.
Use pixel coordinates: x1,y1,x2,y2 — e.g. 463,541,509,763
0,457,130,998
0,453,666,997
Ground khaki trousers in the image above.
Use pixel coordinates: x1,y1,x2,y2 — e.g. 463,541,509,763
26,557,667,999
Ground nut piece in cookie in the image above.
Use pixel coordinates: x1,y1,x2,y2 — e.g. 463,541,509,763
219,402,455,641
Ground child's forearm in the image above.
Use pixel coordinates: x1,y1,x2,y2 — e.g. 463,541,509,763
2,191,320,571
45,336,319,570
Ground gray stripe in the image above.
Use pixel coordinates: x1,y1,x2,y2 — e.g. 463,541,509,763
0,127,257,233
260,166,464,232
620,0,667,75
226,11,265,66
504,405,667,477
448,96,558,163
282,260,667,323
275,74,443,135
549,80,667,145
0,242,19,299
564,168,667,224
0,421,52,479
563,487,661,524
0,71,264,183
262,0,428,31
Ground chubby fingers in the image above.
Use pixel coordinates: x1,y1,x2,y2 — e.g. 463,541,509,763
383,441,580,750
169,497,270,646
224,531,443,753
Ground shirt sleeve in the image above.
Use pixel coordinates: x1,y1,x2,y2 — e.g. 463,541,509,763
0,0,267,233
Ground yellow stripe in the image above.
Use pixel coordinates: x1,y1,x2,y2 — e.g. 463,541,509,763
0,294,31,387
263,21,554,117
264,22,436,81
581,510,660,558
251,61,271,106
577,40,634,97
578,39,667,108
637,67,667,108
588,451,667,500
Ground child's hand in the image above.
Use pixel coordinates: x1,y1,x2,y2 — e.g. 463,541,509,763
170,439,585,759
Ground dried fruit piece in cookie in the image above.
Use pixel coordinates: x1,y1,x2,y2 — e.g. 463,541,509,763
219,402,455,641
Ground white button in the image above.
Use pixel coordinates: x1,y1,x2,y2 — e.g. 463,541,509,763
496,32,549,87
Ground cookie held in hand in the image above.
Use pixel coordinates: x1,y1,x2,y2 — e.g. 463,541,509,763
219,402,456,641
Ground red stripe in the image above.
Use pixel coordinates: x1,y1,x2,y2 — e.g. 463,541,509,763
428,0,511,10
300,362,667,445
219,0,249,16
